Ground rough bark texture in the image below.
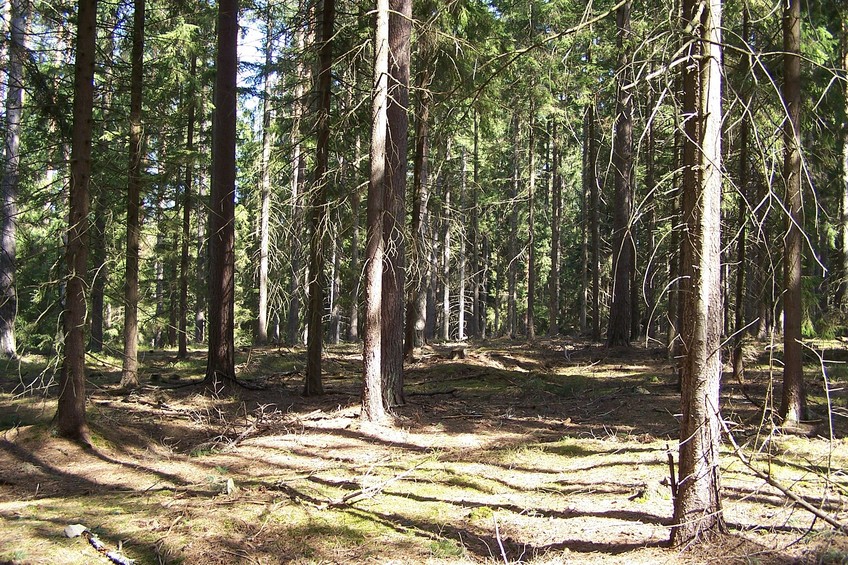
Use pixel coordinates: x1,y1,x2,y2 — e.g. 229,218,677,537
0,0,26,358
507,120,519,337
526,113,536,341
204,0,238,391
441,173,451,341
56,0,97,444
780,0,806,425
671,0,726,545
381,0,411,407
471,111,481,337
287,19,307,346
304,0,335,397
121,0,145,389
607,0,634,347
458,149,467,341
362,0,389,423
842,17,848,311
588,102,600,341
349,133,362,342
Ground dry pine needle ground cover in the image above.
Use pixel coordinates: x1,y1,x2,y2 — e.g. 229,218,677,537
0,338,847,564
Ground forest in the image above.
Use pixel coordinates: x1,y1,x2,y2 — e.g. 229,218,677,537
0,0,847,562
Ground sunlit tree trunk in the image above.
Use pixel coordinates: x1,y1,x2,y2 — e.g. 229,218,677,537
362,0,389,423
607,0,634,347
204,0,238,390
56,0,97,443
471,110,481,338
841,17,848,311
257,16,275,345
671,0,726,545
349,133,362,341
458,148,467,341
441,172,451,341
381,0,411,407
0,0,27,358
780,0,806,425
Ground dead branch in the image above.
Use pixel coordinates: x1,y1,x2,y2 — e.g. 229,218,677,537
719,418,848,532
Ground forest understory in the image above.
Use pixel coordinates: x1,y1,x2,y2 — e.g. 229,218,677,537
0,338,847,564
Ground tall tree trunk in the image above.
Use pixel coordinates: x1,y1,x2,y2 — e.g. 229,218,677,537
589,102,601,341
607,0,634,347
0,0,26,358
257,18,274,345
287,18,307,346
88,201,106,353
671,0,727,545
780,0,806,425
551,119,562,337
178,55,197,359
330,224,341,344
441,172,451,341
841,17,848,311
508,120,519,338
732,9,751,382
404,63,432,357
120,0,144,389
458,148,467,341
349,133,362,341
362,0,389,423
56,0,97,443
481,234,489,338
526,111,536,341
205,0,238,390
304,0,335,396
381,0,411,407
471,110,481,338
642,73,657,340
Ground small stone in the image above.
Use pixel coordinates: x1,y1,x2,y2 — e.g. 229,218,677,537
224,478,236,495
64,524,87,538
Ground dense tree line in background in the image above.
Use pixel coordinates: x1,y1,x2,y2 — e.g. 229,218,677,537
0,0,846,544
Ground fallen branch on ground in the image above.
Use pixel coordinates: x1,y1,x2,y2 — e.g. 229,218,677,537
64,524,134,565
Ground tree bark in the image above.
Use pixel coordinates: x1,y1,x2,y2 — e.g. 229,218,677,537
362,0,389,423
471,110,481,338
204,0,238,390
0,0,27,358
551,118,562,337
508,119,519,338
121,0,145,389
458,148,467,341
441,171,451,341
56,0,97,444
287,18,307,346
349,133,362,341
304,0,335,396
257,17,275,345
381,0,411,407
589,101,600,341
671,0,727,545
780,0,806,425
178,55,196,359
607,0,634,347
841,17,848,311
526,110,536,341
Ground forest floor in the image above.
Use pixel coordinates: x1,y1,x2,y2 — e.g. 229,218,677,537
0,338,847,564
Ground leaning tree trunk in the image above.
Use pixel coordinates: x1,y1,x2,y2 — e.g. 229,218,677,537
780,0,806,425
205,0,239,390
121,0,145,389
671,0,727,545
304,0,335,396
607,0,634,347
56,0,97,444
362,0,389,423
0,0,27,358
381,0,411,407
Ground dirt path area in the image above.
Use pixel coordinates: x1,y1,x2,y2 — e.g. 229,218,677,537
1,339,846,564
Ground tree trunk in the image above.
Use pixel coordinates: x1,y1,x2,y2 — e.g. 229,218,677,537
404,62,432,357
56,0,97,444
349,132,362,342
205,0,238,390
287,18,307,346
780,0,806,425
330,226,341,344
551,118,562,337
257,17,274,345
732,9,751,382
589,101,601,341
607,0,634,347
508,120,519,338
362,0,389,423
671,0,727,545
642,67,657,341
178,55,196,359
304,0,335,396
119,0,144,388
0,0,26,358
380,0,411,407
441,172,451,341
471,110,481,338
458,149,467,341
841,17,848,311
88,202,106,353
526,111,536,341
